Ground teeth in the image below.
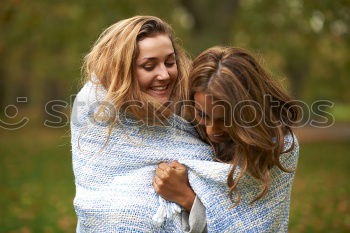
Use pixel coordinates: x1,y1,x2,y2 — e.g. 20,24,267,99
213,134,224,137
152,86,167,91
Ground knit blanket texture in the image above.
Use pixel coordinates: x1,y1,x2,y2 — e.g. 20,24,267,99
71,81,299,232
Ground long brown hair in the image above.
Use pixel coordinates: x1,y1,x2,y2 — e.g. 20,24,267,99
189,46,300,205
82,16,191,125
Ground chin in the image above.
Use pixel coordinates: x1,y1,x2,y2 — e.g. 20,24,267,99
148,89,172,104
158,97,170,104
208,136,230,144
148,94,169,104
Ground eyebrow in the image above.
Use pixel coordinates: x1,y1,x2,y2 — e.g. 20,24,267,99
139,52,175,62
195,105,225,121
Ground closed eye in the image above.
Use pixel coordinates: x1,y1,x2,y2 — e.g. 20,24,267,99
165,53,176,66
195,108,208,119
143,64,155,71
165,62,176,67
165,57,176,67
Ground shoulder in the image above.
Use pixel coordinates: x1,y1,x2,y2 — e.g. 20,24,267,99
74,80,107,105
71,80,108,127
279,132,299,170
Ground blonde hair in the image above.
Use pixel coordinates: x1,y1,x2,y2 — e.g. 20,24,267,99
82,16,191,125
189,46,300,205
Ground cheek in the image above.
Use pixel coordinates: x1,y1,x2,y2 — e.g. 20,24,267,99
219,124,231,135
169,65,178,79
221,126,230,134
136,69,153,90
195,115,205,125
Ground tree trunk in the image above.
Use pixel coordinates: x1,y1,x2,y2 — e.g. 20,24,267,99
180,0,240,54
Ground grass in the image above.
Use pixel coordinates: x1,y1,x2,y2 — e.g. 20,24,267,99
289,141,350,233
0,127,349,232
0,128,75,233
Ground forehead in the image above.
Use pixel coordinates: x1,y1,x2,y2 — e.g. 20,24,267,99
136,34,174,60
194,92,226,117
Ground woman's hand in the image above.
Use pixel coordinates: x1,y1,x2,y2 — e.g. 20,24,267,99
153,160,196,212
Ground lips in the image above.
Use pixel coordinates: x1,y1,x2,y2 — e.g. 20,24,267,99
151,85,168,91
209,133,228,143
213,133,224,137
149,84,170,95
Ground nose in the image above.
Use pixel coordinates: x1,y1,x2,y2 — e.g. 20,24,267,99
156,64,170,80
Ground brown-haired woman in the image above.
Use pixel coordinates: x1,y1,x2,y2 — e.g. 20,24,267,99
154,46,301,232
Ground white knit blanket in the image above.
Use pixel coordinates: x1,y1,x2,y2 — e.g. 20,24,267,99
71,81,299,232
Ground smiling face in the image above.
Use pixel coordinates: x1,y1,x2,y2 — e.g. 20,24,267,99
134,34,178,103
194,91,231,144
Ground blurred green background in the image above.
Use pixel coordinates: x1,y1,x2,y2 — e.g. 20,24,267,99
1,0,349,232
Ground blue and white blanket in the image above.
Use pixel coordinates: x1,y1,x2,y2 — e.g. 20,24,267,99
71,81,299,232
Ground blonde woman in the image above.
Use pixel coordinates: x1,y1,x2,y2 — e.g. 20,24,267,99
71,16,213,232
154,47,301,232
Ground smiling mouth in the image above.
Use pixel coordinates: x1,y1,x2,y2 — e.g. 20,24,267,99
151,84,168,91
208,133,229,143
213,133,224,137
149,84,171,95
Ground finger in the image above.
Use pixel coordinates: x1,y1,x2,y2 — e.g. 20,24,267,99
158,162,169,170
169,160,178,168
167,166,176,174
153,179,160,193
154,176,164,187
155,168,166,179
171,160,186,170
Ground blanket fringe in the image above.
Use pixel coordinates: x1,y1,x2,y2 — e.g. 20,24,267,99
152,196,181,227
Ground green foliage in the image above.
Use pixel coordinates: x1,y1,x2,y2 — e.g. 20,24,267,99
1,0,349,110
332,104,350,122
229,0,350,101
